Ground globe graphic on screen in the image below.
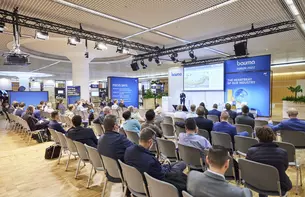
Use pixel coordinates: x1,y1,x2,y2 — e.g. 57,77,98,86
234,88,248,103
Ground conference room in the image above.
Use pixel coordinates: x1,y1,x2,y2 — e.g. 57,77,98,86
1,0,305,197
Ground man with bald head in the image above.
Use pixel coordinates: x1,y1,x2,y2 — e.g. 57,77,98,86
271,108,305,132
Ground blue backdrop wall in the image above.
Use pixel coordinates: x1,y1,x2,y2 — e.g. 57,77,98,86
9,91,48,108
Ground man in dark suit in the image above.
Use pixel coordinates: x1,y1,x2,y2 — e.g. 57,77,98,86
180,92,186,106
194,106,213,132
235,105,255,129
15,102,26,117
224,103,237,122
48,111,66,133
66,115,98,148
237,104,255,119
208,104,221,119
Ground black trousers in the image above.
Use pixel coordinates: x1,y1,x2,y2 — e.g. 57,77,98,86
180,99,185,105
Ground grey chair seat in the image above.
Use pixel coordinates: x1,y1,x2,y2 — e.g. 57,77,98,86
244,183,287,197
129,188,147,197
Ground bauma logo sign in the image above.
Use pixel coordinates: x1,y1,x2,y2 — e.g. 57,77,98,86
237,60,256,66
171,72,182,76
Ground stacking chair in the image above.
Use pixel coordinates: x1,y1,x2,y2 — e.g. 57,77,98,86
64,136,79,171
175,125,185,136
280,130,305,148
118,160,148,197
160,123,176,139
207,115,219,123
73,141,90,179
274,141,302,194
228,117,234,125
22,119,44,144
254,119,268,127
100,155,125,197
211,131,233,151
55,131,69,164
235,124,254,137
144,172,179,197
174,117,185,123
125,130,140,144
197,129,210,142
64,116,73,128
239,158,286,197
85,145,104,188
156,137,178,162
163,116,174,125
178,143,204,171
92,123,104,136
234,136,258,156
49,129,61,158
182,191,193,197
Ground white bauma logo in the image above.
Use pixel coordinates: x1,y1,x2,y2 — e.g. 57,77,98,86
237,60,256,66
171,72,182,76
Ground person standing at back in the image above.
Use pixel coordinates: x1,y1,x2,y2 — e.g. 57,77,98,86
187,145,252,197
235,105,255,129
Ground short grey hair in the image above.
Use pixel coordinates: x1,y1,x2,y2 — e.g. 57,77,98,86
103,106,111,114
287,108,298,117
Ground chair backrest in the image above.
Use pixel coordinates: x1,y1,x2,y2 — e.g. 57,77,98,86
125,130,139,144
228,117,234,125
73,141,90,161
92,123,104,136
59,115,65,124
101,155,121,180
178,143,202,167
234,135,258,156
280,130,305,148
182,191,193,197
118,160,147,194
207,115,219,123
64,116,73,127
85,144,104,169
156,137,178,160
161,123,175,137
144,172,179,197
163,116,174,125
64,135,78,153
197,129,210,140
211,131,232,150
239,158,281,193
274,141,295,163
235,124,254,136
56,131,68,149
174,117,185,123
175,125,185,136
49,128,60,144
254,119,268,127
224,157,235,178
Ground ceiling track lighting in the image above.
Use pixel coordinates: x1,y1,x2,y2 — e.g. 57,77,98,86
130,61,139,71
35,30,49,40
0,22,5,33
68,37,81,45
140,60,148,69
170,52,179,63
155,57,161,65
189,50,197,61
94,42,107,50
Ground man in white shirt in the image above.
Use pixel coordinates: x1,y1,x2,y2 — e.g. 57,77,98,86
186,104,197,119
111,99,119,110
174,105,187,120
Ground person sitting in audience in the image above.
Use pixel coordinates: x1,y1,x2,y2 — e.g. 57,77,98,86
199,102,209,118
141,109,163,138
246,127,292,197
56,99,66,115
34,105,43,120
44,102,54,113
208,103,221,119
128,106,145,122
179,118,211,152
40,101,46,110
97,114,133,161
235,105,255,129
12,101,19,115
213,111,249,144
48,111,66,133
15,102,26,117
194,106,213,133
186,104,198,118
76,101,86,111
122,111,141,133
107,99,114,107
225,103,237,123
237,104,254,119
8,101,18,114
119,99,126,108
93,106,111,125
111,99,119,110
271,108,305,132
66,115,98,148
124,127,187,193
174,104,187,120
187,145,252,197
64,104,75,119
154,106,164,128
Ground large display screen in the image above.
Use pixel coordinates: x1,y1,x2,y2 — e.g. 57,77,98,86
184,63,224,91
9,91,48,107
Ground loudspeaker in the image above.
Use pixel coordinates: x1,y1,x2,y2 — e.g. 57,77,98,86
131,62,139,71
234,41,248,56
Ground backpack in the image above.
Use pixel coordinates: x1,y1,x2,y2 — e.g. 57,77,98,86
45,145,61,159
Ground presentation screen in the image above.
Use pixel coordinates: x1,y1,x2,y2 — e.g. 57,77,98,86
9,91,48,107
184,63,224,91
108,77,139,107
225,71,271,116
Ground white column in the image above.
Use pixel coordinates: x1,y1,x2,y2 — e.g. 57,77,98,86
66,54,94,101
18,77,30,91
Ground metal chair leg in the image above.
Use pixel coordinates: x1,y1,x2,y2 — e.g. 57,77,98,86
75,159,81,179
101,179,108,197
122,184,127,197
296,165,299,195
65,153,71,171
87,165,94,188
57,150,62,164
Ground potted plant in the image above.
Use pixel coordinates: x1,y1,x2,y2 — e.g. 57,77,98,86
282,85,305,119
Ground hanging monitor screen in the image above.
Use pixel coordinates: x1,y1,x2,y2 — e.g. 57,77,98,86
183,63,224,91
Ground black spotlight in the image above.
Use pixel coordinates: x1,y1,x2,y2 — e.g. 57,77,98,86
234,41,248,56
148,57,153,62
131,61,139,71
155,57,161,65
170,52,178,62
116,46,123,53
189,50,197,60
140,60,147,69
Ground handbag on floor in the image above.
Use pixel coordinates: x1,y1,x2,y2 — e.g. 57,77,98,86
45,145,61,159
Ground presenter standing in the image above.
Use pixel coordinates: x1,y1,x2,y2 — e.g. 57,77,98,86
180,92,186,106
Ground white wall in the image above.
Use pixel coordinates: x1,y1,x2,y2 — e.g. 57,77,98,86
0,78,12,90
297,79,305,96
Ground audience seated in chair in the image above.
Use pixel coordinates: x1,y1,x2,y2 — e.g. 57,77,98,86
9,101,19,114
199,102,209,119
187,145,252,197
154,105,164,128
141,109,163,138
119,99,126,108
208,104,221,119
225,103,237,123
48,111,66,133
235,105,255,129
194,106,213,133
174,105,187,120
66,115,98,148
44,102,54,113
15,102,26,117
93,106,111,125
271,108,305,132
111,99,119,110
128,106,145,122
97,114,133,161
64,104,75,119
246,127,292,197
122,110,141,133
186,104,198,119
124,127,187,194
33,104,43,120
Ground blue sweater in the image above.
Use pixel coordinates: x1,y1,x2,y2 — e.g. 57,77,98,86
272,118,305,132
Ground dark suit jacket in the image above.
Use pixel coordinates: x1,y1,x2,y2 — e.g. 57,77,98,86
66,126,98,148
225,110,237,121
208,109,221,118
235,114,255,129
49,120,66,133
194,116,213,132
33,110,42,120
237,112,255,119
22,113,49,131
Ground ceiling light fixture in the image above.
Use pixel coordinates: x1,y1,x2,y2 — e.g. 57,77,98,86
170,52,179,63
68,37,81,45
189,50,197,60
155,57,161,65
130,61,139,71
35,31,49,40
94,42,108,50
0,22,5,33
140,60,148,69
271,61,305,68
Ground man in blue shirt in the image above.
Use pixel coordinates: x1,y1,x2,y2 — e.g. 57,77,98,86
48,111,66,133
271,108,305,132
208,104,221,119
122,110,141,133
15,102,26,117
98,114,133,162
33,105,43,120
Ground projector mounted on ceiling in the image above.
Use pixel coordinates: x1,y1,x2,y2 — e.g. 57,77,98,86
2,53,30,66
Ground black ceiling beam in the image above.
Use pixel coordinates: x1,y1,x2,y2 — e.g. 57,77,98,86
133,20,296,61
0,9,157,52
182,55,247,67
